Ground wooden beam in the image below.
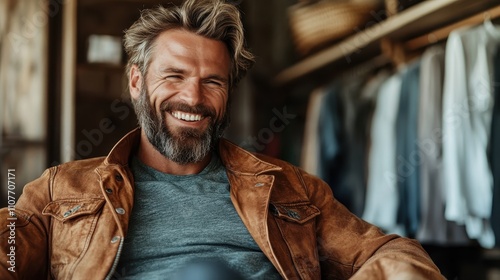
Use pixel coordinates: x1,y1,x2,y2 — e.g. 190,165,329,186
61,0,77,162
274,0,498,86
404,5,500,51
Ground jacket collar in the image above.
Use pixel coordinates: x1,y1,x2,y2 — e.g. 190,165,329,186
102,128,285,276
103,128,141,166
103,127,282,176
218,138,282,175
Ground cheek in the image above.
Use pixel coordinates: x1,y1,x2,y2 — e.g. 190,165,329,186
149,97,167,118
149,89,172,112
147,96,159,113
148,81,176,107
213,93,229,119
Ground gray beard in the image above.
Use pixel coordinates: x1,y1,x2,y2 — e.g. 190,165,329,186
132,86,229,165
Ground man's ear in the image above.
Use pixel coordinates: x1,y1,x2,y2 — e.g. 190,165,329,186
129,65,143,100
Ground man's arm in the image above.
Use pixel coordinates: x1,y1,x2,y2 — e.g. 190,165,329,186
301,170,444,280
0,169,52,279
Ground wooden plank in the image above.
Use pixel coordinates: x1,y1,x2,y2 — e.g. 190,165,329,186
274,0,497,86
78,0,183,7
405,5,500,51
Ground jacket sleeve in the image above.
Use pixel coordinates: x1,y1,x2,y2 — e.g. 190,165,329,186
0,168,53,279
301,171,444,280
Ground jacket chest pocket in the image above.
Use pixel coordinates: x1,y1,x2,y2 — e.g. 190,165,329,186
42,198,105,278
270,202,321,279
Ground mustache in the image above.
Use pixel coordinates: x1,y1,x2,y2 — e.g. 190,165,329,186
160,102,216,118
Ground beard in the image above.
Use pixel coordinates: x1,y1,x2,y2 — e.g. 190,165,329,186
132,84,230,165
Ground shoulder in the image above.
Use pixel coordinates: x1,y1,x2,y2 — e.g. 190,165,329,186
251,151,325,184
219,139,332,197
219,138,299,176
52,157,106,179
22,156,106,188
44,157,107,199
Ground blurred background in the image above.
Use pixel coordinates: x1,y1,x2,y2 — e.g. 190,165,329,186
1,0,500,278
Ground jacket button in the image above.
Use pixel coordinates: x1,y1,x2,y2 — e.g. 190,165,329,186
115,174,123,181
63,205,81,218
115,208,125,215
111,236,121,244
105,188,113,194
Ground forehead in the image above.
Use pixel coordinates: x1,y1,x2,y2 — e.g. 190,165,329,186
149,29,231,74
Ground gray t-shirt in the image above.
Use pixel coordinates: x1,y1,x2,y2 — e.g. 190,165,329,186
114,154,281,280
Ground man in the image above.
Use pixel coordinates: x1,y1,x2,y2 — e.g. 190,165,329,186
0,0,444,279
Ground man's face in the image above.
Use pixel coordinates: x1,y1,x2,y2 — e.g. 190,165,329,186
131,29,231,164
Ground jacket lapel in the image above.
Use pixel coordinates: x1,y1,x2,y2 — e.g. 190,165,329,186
218,139,287,276
101,133,290,276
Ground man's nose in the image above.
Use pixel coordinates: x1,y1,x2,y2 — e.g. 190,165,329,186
179,80,203,105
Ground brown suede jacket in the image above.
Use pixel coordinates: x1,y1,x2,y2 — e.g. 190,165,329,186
0,128,444,279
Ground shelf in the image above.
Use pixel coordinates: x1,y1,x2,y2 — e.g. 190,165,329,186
77,63,125,72
275,0,499,86
78,0,183,7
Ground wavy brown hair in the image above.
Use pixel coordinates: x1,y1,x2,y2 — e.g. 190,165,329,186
123,0,254,92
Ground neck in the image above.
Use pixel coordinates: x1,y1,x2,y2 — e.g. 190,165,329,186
136,130,212,175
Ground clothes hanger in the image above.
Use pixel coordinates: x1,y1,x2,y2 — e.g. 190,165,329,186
404,5,500,51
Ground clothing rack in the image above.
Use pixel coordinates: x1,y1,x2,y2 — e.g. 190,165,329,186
405,5,500,51
274,0,499,86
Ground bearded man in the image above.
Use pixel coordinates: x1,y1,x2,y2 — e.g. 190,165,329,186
0,0,443,279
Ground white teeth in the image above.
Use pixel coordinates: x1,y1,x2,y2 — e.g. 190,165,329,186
172,111,202,122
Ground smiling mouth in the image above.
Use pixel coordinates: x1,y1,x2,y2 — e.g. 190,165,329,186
171,111,204,122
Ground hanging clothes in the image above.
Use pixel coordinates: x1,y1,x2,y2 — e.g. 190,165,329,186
345,70,390,216
314,67,387,217
363,72,404,236
442,20,500,248
301,88,327,176
491,46,500,247
317,83,349,210
416,45,469,245
395,59,422,238
334,76,369,217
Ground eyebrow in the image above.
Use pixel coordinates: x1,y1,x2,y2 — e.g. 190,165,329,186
205,74,228,84
160,67,186,74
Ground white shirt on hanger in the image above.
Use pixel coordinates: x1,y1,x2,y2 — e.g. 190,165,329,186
442,19,500,248
363,72,405,236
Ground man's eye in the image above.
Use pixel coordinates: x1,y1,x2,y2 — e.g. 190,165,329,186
206,80,222,86
166,75,182,80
